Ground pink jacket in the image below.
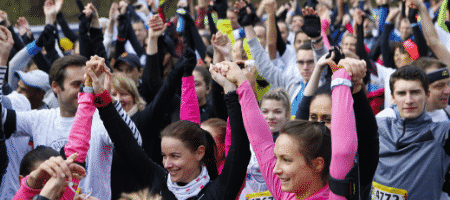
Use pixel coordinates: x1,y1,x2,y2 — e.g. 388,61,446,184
237,67,357,200
13,92,95,200
180,76,230,174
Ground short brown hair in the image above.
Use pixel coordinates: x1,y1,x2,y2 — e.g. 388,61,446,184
49,55,87,91
280,120,331,182
389,65,429,94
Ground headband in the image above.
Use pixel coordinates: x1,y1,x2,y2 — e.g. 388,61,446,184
427,68,450,83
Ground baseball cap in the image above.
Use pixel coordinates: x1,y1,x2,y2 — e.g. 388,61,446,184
15,70,51,91
114,52,142,70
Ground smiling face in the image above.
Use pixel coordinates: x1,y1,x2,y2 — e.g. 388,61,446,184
161,137,204,183
341,35,356,53
111,87,135,113
273,134,319,194
260,99,289,133
391,79,429,119
52,65,85,116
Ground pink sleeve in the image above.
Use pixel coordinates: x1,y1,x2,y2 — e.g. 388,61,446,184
12,176,41,200
236,81,285,200
65,92,95,163
180,76,201,125
329,69,358,199
224,117,231,157
321,19,331,49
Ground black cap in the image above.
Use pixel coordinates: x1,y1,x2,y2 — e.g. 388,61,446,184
114,52,142,69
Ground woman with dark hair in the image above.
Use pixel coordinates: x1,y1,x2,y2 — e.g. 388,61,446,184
209,54,365,199
77,57,251,199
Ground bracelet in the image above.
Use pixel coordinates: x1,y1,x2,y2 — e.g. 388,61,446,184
94,89,113,107
82,87,94,93
329,62,344,73
331,78,352,90
311,36,323,44
117,36,126,42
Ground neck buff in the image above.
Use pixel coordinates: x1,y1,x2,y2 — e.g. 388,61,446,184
167,165,210,200
427,68,450,84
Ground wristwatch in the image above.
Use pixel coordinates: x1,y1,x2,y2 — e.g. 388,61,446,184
331,78,352,90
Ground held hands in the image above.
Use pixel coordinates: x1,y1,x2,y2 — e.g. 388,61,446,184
211,32,232,61
386,7,400,23
352,8,365,26
148,15,166,38
26,154,86,190
334,58,367,93
83,3,100,28
316,50,336,70
43,0,58,24
15,17,31,37
210,61,247,89
85,56,112,96
0,26,14,66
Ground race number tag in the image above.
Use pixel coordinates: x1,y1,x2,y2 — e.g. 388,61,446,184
246,191,273,200
372,182,408,200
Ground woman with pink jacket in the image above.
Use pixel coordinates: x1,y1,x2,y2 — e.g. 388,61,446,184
209,56,365,199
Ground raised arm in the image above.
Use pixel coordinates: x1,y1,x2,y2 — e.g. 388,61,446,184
412,0,450,67
328,60,360,199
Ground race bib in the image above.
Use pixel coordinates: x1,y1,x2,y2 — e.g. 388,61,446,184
246,191,273,200
372,182,408,200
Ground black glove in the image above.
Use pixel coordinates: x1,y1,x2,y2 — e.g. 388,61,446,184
301,14,321,38
408,8,418,24
237,5,257,27
78,12,91,36
213,0,228,19
183,47,197,77
36,24,57,50
117,14,129,41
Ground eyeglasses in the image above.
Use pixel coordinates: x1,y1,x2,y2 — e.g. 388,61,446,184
297,60,315,66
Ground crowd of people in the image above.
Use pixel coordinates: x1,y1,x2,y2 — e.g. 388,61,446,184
0,0,450,199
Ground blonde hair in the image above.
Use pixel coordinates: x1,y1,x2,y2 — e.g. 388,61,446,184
260,88,291,116
119,189,162,200
112,73,146,111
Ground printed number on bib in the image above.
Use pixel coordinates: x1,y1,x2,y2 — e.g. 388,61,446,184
246,191,273,200
372,182,407,200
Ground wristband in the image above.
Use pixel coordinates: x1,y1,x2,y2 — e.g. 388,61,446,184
82,87,94,93
117,36,126,42
26,40,42,56
94,89,113,107
331,78,352,90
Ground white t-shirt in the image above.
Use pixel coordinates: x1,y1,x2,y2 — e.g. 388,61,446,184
13,107,114,200
375,64,396,108
0,91,31,200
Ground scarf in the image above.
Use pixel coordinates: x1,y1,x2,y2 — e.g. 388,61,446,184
167,165,210,200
